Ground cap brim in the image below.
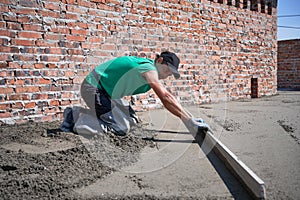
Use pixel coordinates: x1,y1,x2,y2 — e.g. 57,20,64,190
167,63,180,79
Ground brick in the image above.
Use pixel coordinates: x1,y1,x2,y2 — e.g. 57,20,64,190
0,71,7,77
12,39,35,46
41,55,62,62
66,35,86,42
0,30,16,38
77,22,88,29
101,44,116,50
66,5,79,13
13,54,36,62
66,55,86,62
11,102,23,109
71,29,89,35
0,0,16,4
23,24,42,31
0,112,11,118
0,87,13,94
0,103,9,110
35,40,57,47
7,22,22,30
15,86,39,93
1,46,19,53
37,101,48,108
51,27,69,34
45,47,64,54
50,85,62,91
18,31,42,39
9,78,25,85
31,93,48,100
67,49,83,55
0,21,6,29
90,0,105,3
50,100,59,106
36,78,51,85
44,2,60,10
34,63,44,69
66,0,76,3
20,47,44,54
66,22,77,28
38,10,60,18
65,41,80,49
16,16,28,23
24,102,36,108
0,4,9,12
65,13,79,20
0,53,12,62
20,0,37,7
13,7,36,15
3,13,17,22
8,62,21,68
61,92,73,98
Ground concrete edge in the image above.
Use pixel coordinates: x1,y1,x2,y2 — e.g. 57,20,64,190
196,130,266,200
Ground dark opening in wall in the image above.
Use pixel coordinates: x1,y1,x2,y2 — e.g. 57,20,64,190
267,2,272,15
218,0,224,3
235,0,240,8
261,0,266,13
250,0,258,11
251,78,258,98
243,0,248,9
227,0,232,6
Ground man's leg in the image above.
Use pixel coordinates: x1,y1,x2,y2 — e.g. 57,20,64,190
68,80,111,135
99,98,139,136
79,80,139,136
80,79,111,117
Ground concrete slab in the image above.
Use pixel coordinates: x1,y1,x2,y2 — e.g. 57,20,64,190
77,109,252,199
190,91,300,200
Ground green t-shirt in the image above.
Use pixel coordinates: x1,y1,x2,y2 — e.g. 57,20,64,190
85,56,156,99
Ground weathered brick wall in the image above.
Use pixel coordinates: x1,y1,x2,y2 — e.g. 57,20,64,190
277,39,300,89
0,0,277,124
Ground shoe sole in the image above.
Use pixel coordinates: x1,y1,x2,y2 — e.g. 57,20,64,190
74,125,98,136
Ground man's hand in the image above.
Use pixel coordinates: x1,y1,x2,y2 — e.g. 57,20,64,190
183,118,210,137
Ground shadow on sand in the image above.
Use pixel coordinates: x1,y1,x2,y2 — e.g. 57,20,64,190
195,131,254,200
144,129,254,200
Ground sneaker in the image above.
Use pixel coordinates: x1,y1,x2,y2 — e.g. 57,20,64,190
60,121,73,132
60,107,74,132
74,125,98,136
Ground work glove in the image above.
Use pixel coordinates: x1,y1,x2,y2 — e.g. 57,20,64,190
183,118,211,137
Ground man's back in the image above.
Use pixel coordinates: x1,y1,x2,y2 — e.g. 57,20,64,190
85,56,157,99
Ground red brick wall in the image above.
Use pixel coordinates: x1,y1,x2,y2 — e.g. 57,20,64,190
0,0,277,124
277,39,300,89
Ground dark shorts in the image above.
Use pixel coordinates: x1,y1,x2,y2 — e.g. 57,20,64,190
80,79,112,117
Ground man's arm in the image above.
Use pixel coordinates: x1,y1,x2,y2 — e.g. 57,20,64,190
142,70,191,123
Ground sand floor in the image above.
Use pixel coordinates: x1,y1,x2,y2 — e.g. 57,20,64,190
0,91,299,199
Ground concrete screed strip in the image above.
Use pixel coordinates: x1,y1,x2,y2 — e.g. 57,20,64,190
195,130,266,200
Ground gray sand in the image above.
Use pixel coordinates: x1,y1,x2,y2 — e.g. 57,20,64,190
0,91,299,199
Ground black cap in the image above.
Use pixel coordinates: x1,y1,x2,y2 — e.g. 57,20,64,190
160,51,180,79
